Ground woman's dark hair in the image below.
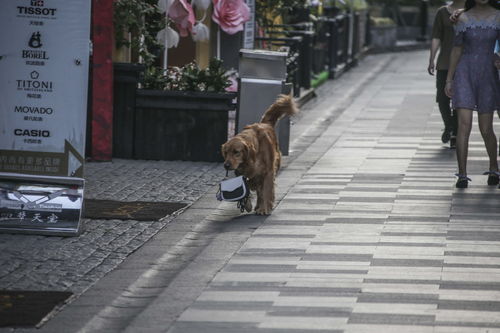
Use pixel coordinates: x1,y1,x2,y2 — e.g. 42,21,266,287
465,0,500,11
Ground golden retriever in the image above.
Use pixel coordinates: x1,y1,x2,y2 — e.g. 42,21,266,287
222,94,298,215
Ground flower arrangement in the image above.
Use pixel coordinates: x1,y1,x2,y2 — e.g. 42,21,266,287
156,0,251,49
114,0,244,92
114,0,251,63
143,58,235,93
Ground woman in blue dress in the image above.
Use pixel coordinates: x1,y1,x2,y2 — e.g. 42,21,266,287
445,0,500,188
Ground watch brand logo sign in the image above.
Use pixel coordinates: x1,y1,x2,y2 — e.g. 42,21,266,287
29,32,42,48
14,106,54,115
23,31,49,60
17,0,57,17
16,71,53,92
14,129,51,137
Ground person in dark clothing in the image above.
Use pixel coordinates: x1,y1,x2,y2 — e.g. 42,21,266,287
428,0,465,148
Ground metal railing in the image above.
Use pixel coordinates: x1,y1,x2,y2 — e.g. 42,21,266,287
255,10,370,97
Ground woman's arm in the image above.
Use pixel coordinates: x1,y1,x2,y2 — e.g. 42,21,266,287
428,38,441,75
429,8,444,76
445,45,463,98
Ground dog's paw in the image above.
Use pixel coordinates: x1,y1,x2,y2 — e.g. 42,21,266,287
244,199,253,213
255,207,272,215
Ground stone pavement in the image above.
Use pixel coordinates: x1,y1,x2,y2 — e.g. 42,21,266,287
0,49,392,316
0,160,222,296
5,49,500,332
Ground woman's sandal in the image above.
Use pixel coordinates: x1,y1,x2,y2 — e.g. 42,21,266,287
483,171,500,186
455,174,471,188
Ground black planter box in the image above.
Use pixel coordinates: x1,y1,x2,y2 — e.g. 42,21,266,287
113,63,145,159
134,90,236,162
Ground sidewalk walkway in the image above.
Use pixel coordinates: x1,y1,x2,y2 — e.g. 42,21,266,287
163,52,500,332
8,50,500,333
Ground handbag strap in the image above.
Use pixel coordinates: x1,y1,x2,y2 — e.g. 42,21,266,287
236,195,249,213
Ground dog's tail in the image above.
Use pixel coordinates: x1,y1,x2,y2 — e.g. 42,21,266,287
260,94,298,127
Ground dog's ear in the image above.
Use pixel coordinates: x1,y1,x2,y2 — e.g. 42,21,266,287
244,141,256,163
221,143,227,158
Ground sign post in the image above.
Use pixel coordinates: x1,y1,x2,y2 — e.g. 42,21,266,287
0,0,91,235
243,0,255,50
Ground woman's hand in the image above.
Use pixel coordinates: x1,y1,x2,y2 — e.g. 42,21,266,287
428,61,435,76
450,9,464,23
445,81,453,98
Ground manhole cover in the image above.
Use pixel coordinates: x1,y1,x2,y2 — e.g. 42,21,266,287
0,290,72,327
83,199,187,221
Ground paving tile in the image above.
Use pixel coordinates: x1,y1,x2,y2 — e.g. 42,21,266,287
434,327,500,333
197,291,281,302
343,324,434,333
435,310,500,325
267,306,351,317
357,292,439,304
352,302,437,315
272,296,357,307
370,259,443,267
347,313,435,325
177,309,267,323
189,301,275,311
438,300,500,311
170,322,340,333
258,316,348,330
361,285,440,295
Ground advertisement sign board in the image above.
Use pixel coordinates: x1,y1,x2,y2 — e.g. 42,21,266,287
0,0,91,235
0,174,84,235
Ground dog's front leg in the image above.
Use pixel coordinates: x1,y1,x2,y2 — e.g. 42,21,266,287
255,185,264,214
244,192,253,212
255,174,274,215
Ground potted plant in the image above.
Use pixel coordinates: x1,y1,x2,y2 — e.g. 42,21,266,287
133,58,237,162
111,0,250,162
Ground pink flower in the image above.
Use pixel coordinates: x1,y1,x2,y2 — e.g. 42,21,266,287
168,0,195,37
226,74,238,92
212,0,250,35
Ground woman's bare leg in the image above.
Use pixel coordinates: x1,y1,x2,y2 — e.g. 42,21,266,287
478,112,498,172
456,108,473,175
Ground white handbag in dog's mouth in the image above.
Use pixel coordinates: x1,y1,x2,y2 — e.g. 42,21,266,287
216,176,249,202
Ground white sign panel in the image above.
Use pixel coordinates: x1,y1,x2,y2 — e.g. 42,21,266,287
0,0,91,178
0,0,91,235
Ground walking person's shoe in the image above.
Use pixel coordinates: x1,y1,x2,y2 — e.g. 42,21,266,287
455,174,471,188
449,136,456,149
441,129,451,143
483,171,500,186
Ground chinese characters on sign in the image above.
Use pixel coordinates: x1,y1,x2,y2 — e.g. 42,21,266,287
0,212,59,224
